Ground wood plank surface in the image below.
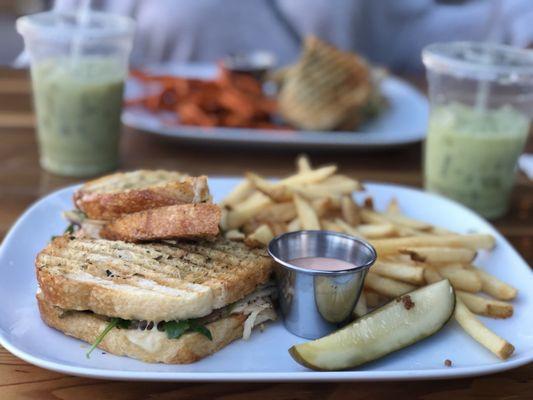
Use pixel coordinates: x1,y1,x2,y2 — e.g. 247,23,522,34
0,67,531,399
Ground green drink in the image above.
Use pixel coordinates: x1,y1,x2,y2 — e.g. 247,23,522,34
32,58,125,176
17,11,135,177
424,103,529,218
422,42,533,219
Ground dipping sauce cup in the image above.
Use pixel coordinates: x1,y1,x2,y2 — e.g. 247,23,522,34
268,230,376,339
17,11,135,177
422,42,533,219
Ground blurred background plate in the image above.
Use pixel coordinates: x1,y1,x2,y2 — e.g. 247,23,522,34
122,63,429,149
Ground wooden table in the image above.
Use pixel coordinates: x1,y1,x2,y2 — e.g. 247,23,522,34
0,67,531,399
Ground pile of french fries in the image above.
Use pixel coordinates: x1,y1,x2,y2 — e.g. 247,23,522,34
220,155,518,360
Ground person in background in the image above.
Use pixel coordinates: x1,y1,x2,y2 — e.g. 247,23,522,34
22,0,533,71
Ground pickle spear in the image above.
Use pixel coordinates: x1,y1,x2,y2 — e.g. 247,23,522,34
289,279,455,371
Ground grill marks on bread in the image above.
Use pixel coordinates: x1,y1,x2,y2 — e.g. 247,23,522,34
36,236,273,320
278,36,371,131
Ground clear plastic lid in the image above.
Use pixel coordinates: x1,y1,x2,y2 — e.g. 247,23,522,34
422,41,533,84
16,10,135,42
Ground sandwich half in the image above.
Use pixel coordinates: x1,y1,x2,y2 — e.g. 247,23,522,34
67,170,220,242
73,170,211,220
36,235,276,363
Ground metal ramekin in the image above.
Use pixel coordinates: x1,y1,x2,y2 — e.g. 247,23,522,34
268,230,376,339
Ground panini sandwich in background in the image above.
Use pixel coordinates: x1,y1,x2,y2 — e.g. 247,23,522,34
66,170,221,242
276,36,386,131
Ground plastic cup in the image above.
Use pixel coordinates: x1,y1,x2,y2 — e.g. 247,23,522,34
422,42,533,219
17,11,135,177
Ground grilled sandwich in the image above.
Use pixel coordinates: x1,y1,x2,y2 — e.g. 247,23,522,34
277,36,384,131
36,235,277,364
68,170,220,242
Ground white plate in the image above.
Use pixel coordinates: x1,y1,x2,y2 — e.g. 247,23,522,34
0,179,532,382
122,63,429,149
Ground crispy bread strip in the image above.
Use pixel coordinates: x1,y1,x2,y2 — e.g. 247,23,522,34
37,294,274,364
100,204,221,242
36,236,273,321
74,171,210,220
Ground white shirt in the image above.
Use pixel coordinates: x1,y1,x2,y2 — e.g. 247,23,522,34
29,0,533,71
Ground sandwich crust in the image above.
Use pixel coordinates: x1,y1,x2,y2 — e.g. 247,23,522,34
100,204,221,242
74,171,211,220
36,236,274,321
37,294,253,364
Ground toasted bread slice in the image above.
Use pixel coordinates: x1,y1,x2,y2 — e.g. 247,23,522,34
100,204,221,242
74,170,211,220
37,294,275,364
36,236,273,321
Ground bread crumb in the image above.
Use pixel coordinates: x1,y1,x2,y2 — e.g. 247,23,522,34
444,359,452,367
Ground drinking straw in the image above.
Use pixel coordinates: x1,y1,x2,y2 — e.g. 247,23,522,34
70,0,92,67
475,0,502,113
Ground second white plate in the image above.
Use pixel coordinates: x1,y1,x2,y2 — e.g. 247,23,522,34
122,63,429,149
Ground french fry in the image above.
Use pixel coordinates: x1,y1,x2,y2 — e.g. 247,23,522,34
353,293,367,318
431,226,453,235
383,213,432,231
437,265,482,293
472,267,518,301
321,175,363,191
293,193,321,230
340,195,361,226
224,229,245,241
312,197,339,218
372,260,425,285
226,194,271,229
400,247,477,264
233,191,270,212
268,221,288,236
220,180,255,208
386,198,401,215
394,226,429,237
255,202,296,222
423,266,444,284
295,178,361,200
241,219,262,235
456,291,513,319
364,272,416,298
296,154,312,172
287,218,301,232
371,234,496,255
454,298,515,359
219,207,229,231
321,219,344,233
360,208,431,231
244,224,274,248
356,223,397,239
364,290,386,308
246,172,292,201
333,218,360,236
390,254,418,264
279,165,337,186
360,208,389,224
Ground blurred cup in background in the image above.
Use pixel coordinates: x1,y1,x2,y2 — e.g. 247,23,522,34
422,42,533,219
17,11,135,177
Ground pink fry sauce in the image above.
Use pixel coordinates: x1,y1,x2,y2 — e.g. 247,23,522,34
289,257,355,272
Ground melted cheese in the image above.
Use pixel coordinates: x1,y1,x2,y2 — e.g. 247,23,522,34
125,330,167,353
